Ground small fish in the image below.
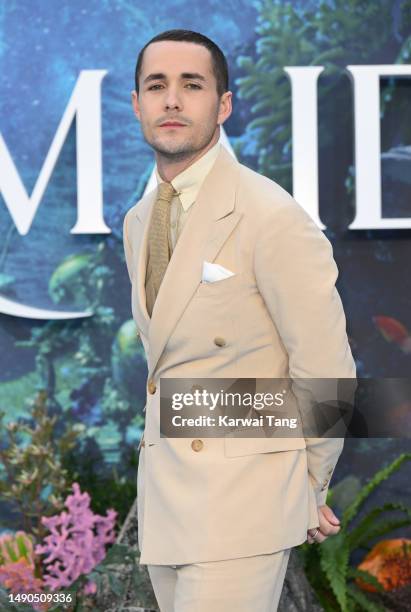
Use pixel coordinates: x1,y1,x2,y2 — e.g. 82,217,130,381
373,316,411,354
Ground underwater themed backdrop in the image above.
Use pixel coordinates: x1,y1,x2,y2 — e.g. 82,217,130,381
1,0,411,542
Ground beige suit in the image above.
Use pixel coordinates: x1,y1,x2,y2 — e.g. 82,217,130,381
122,144,356,567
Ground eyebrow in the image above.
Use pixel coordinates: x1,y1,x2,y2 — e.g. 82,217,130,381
143,72,207,85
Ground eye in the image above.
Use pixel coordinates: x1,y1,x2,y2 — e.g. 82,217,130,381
147,83,202,91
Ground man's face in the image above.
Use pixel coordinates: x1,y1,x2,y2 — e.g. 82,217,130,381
132,41,232,160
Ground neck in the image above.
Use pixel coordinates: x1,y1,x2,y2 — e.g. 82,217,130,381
156,128,219,183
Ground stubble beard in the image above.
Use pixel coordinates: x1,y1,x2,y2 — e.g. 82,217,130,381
142,115,219,163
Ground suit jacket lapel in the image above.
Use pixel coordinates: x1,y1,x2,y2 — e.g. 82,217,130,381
134,145,243,377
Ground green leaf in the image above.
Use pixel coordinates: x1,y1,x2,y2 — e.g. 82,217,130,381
349,517,411,552
320,533,350,611
346,582,385,612
16,533,33,562
342,453,411,527
5,540,18,563
347,502,411,549
347,567,384,593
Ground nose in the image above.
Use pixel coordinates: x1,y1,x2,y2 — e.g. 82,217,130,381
164,86,182,111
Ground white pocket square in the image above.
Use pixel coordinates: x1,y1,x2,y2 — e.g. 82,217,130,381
202,261,235,283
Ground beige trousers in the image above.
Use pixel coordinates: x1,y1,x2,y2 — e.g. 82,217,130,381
147,548,291,612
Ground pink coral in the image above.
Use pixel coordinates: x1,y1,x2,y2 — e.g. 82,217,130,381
35,482,117,591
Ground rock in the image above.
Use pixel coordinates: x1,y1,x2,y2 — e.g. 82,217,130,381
278,548,324,611
92,498,158,612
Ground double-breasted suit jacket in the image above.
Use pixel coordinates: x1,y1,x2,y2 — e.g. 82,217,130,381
122,144,356,565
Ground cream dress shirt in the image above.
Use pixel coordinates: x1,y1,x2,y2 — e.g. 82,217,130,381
154,140,221,252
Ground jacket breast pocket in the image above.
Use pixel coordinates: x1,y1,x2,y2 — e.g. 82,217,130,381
195,272,244,297
224,436,306,457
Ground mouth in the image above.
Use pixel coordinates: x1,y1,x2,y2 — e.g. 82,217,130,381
159,122,187,128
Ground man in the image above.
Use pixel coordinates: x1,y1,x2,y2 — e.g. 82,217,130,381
123,29,356,612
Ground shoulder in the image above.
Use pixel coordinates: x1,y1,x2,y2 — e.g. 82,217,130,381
236,160,313,229
235,160,332,255
123,187,155,229
122,204,137,242
124,202,138,221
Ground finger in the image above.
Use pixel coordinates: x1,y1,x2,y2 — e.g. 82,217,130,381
319,523,341,537
320,504,341,526
327,523,341,536
307,532,327,544
318,512,341,536
307,530,328,544
314,531,327,543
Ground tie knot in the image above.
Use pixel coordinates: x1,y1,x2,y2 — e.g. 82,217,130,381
157,182,177,203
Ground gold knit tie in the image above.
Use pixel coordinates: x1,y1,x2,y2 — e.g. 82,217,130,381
145,182,177,317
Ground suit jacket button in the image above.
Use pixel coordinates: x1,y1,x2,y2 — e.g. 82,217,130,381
148,379,156,394
214,337,226,347
191,439,204,452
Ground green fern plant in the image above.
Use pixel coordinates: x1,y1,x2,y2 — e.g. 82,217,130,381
299,453,411,612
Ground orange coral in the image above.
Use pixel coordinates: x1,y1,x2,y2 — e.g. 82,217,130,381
357,538,411,592
0,558,48,611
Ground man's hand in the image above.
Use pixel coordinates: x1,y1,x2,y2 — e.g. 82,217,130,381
307,504,341,544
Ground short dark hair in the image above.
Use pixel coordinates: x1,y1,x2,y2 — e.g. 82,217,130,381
134,29,229,98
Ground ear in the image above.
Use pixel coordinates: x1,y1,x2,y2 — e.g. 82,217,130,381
131,90,141,121
217,91,233,125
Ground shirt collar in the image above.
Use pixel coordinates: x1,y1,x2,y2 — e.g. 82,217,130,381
154,140,221,211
